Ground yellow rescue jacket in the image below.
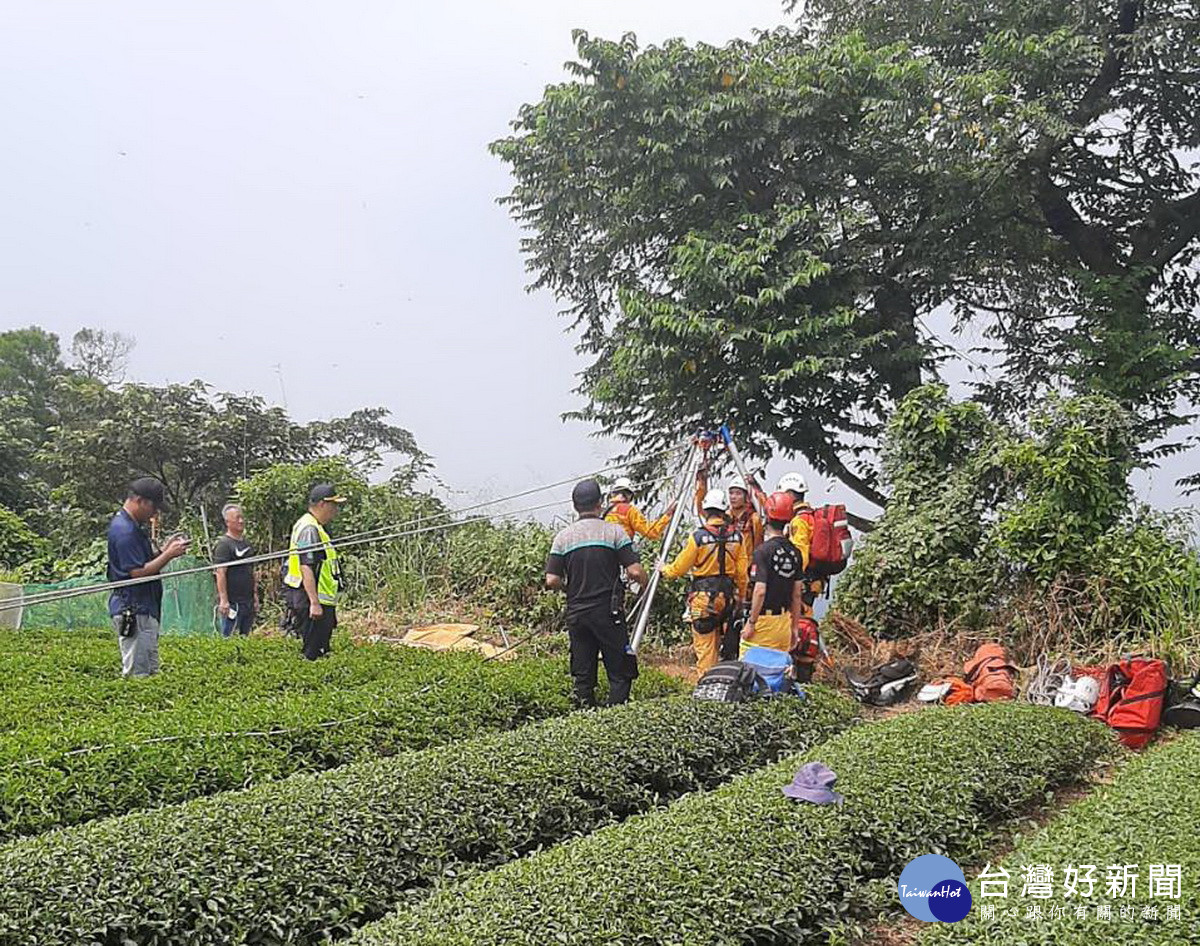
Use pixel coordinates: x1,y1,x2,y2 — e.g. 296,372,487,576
662,515,750,600
605,501,671,541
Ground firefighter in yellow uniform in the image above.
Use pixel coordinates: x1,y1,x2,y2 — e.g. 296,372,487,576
605,476,676,540
694,467,763,562
657,489,749,674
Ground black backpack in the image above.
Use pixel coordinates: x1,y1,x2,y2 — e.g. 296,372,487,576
1164,674,1200,729
693,661,768,703
844,658,920,707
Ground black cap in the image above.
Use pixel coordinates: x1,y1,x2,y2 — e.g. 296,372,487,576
308,483,348,505
571,479,603,512
129,477,167,509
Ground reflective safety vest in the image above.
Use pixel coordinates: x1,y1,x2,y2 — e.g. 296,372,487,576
283,512,340,605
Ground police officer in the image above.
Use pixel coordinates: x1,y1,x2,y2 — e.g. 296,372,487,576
283,484,345,660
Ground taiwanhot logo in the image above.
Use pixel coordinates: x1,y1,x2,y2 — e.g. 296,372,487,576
897,854,973,923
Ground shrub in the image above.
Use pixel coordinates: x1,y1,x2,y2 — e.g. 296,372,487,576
920,731,1200,946
354,703,1112,946
0,632,680,840
0,690,857,946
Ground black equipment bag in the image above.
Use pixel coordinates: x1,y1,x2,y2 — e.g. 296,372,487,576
692,660,768,703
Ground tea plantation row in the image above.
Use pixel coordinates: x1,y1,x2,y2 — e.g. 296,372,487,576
0,632,680,839
351,704,1114,946
921,730,1200,946
0,692,857,946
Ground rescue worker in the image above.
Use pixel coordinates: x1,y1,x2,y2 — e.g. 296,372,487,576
776,471,824,616
283,483,345,660
605,475,677,541
546,479,647,707
657,489,749,674
742,491,811,664
694,465,763,559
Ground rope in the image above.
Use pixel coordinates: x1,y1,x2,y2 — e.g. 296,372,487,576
3,458,681,614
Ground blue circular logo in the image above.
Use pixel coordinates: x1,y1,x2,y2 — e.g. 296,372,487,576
897,854,971,923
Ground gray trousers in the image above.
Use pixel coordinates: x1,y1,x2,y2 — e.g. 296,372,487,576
113,614,161,677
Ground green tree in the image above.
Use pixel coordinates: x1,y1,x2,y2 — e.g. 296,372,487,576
804,0,1200,451
69,327,135,384
495,3,1198,500
0,327,67,513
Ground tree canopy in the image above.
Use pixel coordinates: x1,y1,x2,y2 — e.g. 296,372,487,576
493,0,1198,505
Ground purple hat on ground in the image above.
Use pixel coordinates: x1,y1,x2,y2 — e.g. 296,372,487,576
782,761,844,805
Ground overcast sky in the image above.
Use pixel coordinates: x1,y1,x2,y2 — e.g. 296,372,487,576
1,1,1194,520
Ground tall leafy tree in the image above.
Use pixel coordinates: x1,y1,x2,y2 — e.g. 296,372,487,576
0,328,67,513
805,0,1200,452
495,0,1198,503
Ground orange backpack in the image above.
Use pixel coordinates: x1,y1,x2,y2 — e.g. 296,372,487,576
805,504,854,577
963,643,1017,703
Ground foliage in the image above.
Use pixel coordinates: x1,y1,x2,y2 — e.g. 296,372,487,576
0,632,683,840
921,731,1200,945
836,385,1200,649
0,506,44,572
495,1,1199,499
0,690,854,946
353,703,1112,945
0,327,65,514
803,0,1200,452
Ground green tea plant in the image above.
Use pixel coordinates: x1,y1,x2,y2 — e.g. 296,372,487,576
0,691,856,946
353,704,1112,946
0,632,679,840
921,731,1200,945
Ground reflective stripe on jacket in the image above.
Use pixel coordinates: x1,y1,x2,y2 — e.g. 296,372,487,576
283,512,339,605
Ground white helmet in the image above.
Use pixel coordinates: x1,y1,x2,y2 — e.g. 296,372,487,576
701,489,730,513
726,478,749,496
777,471,808,496
1054,675,1100,714
610,476,635,497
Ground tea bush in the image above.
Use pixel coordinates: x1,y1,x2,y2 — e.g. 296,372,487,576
921,731,1200,945
354,704,1112,946
0,690,856,946
0,632,680,839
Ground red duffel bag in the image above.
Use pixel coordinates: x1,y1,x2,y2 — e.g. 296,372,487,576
1092,657,1167,750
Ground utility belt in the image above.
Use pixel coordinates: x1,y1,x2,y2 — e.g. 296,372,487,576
686,575,736,633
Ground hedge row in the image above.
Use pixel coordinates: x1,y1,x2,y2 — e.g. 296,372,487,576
0,636,681,840
921,730,1200,945
0,632,474,736
352,703,1114,946
0,690,857,946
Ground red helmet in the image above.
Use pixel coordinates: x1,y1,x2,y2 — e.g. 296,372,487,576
765,490,795,523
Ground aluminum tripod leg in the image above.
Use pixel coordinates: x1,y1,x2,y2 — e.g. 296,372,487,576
630,446,701,653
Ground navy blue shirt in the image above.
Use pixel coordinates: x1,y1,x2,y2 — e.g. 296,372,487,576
107,509,164,619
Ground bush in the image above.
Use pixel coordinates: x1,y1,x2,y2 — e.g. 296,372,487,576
354,703,1112,946
0,632,680,840
920,731,1200,946
0,690,857,946
837,386,1200,653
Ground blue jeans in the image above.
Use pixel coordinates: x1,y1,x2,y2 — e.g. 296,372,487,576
221,603,255,637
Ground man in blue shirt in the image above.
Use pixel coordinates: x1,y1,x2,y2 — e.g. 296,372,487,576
107,477,190,677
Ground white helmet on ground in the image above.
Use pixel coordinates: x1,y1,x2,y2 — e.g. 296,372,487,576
1054,675,1100,714
701,489,730,513
777,471,808,496
610,476,635,497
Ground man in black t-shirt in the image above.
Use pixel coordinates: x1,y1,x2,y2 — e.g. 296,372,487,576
213,503,257,637
546,479,648,707
742,491,806,658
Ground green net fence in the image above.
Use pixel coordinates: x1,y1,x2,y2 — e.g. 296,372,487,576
16,555,219,634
